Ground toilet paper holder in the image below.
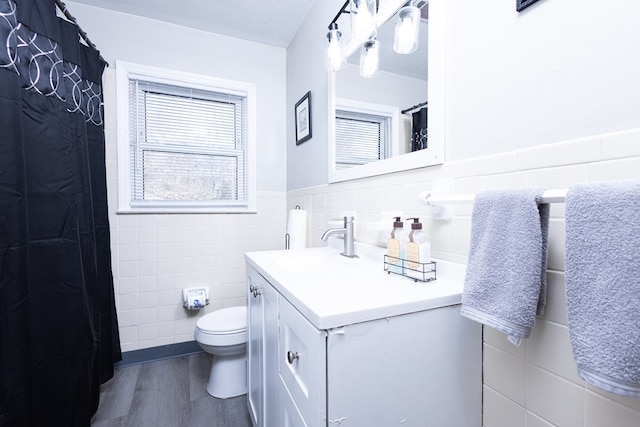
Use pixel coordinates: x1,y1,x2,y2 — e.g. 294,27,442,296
183,287,210,310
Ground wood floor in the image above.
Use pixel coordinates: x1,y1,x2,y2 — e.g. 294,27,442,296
91,353,252,427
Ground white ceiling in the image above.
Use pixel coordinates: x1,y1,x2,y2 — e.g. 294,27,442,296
69,0,318,48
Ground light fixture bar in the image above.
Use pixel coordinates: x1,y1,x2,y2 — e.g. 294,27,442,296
330,0,351,25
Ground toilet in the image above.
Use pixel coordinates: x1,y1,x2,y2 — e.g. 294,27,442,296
193,305,247,399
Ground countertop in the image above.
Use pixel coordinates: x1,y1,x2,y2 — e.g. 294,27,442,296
245,239,467,330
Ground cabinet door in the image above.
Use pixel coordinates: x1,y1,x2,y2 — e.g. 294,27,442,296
262,279,280,427
247,267,280,427
247,267,263,426
279,379,308,427
326,306,482,427
278,299,327,427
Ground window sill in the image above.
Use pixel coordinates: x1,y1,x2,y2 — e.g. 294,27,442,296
116,208,257,214
117,201,256,214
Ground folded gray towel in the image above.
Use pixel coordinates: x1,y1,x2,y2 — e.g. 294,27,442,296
565,180,640,398
461,188,549,345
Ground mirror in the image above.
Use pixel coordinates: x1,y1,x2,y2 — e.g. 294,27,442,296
329,0,444,183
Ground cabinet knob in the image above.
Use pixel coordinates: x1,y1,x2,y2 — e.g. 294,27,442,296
249,285,261,298
287,351,299,364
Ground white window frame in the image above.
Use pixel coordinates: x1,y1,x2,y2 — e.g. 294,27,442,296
115,60,256,214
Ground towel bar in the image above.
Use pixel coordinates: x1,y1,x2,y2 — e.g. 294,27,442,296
418,188,567,220
420,188,567,206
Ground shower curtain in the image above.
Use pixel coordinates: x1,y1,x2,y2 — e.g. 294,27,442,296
0,0,121,425
411,107,428,152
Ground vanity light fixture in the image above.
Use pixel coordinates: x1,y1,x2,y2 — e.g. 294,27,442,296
350,0,378,41
359,37,380,78
393,2,421,54
325,22,346,70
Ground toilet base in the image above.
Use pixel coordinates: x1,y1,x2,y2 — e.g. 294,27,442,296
207,353,247,399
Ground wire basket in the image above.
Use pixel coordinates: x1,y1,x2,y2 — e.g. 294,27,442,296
384,255,436,283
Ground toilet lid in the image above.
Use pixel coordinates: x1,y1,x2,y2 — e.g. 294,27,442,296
196,306,247,334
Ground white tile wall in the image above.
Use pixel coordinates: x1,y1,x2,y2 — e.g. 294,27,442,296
287,127,640,426
483,386,526,427
484,344,526,405
107,190,287,352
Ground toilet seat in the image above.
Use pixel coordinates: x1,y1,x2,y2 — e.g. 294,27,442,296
194,306,247,347
196,306,247,335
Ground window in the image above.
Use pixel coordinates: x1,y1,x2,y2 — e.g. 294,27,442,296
334,99,397,171
116,61,256,213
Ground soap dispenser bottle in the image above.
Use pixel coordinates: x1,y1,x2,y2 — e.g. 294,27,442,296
406,217,431,280
387,217,407,273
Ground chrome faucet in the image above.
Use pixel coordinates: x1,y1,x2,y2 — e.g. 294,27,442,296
321,216,358,258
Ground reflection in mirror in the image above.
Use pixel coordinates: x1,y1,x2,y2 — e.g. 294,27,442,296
334,98,399,170
332,1,429,174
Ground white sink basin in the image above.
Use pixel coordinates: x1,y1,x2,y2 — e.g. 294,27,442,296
266,250,330,272
263,237,380,273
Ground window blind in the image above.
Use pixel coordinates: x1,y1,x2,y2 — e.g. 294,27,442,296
335,109,391,170
129,79,247,204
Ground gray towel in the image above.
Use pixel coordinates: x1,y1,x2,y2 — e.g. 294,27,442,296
565,180,640,398
461,188,549,346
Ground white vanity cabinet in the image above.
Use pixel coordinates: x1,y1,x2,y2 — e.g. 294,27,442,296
246,260,482,427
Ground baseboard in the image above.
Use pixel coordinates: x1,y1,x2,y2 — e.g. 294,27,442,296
115,341,203,367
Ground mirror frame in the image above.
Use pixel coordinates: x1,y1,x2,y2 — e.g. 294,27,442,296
328,0,446,183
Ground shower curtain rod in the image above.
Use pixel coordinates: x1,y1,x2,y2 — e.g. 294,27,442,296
55,0,107,65
402,101,428,114
420,188,568,206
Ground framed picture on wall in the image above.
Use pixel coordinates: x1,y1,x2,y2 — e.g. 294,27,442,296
517,0,540,11
295,91,312,145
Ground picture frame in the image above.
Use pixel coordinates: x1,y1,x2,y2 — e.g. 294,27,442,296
516,0,540,12
295,91,312,145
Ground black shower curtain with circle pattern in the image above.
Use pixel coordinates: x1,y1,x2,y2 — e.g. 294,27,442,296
411,107,428,152
0,0,121,425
